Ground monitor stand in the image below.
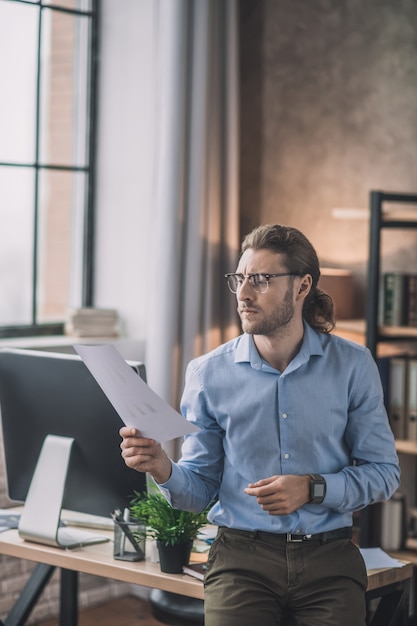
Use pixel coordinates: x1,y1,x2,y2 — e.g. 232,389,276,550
18,434,109,549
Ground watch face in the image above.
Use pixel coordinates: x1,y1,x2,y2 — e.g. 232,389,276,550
314,484,325,498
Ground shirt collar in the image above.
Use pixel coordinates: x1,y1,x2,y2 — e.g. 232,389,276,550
234,323,324,372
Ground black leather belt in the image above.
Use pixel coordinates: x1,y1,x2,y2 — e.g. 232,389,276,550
221,526,352,544
277,527,352,543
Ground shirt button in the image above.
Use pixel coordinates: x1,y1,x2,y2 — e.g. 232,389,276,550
284,453,290,459
282,413,288,419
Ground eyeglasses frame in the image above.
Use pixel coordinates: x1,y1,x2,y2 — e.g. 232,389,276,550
224,272,302,294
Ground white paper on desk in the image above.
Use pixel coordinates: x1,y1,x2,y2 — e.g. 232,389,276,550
359,547,405,570
74,343,199,442
0,510,20,533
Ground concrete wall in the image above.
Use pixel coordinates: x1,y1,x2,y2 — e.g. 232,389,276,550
93,0,155,347
240,0,417,317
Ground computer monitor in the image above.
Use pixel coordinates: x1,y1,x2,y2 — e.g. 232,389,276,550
0,347,147,547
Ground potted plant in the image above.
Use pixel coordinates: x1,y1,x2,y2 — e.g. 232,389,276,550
129,489,209,574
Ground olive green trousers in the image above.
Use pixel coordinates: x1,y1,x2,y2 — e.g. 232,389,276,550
204,527,367,626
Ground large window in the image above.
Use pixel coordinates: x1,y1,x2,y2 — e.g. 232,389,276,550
0,0,98,337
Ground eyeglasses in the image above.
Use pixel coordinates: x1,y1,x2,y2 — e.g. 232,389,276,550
224,272,300,294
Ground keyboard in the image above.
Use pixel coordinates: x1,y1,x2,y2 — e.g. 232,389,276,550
57,526,109,548
60,512,114,530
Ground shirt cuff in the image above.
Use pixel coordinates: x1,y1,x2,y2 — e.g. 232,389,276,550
322,473,346,509
157,463,185,503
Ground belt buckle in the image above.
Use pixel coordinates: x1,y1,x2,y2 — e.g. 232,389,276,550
286,533,312,542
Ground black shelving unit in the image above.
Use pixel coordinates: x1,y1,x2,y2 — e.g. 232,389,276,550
366,190,417,358
362,191,417,549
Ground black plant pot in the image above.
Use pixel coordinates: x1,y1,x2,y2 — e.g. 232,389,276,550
157,539,193,574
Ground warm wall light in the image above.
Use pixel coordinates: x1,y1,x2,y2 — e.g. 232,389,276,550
331,208,368,220
318,268,353,320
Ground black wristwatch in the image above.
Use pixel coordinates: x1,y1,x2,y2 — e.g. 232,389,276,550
309,474,326,504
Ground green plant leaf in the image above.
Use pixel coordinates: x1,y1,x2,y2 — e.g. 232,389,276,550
129,490,209,545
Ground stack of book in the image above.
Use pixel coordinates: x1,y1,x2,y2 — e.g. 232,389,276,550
65,308,120,337
182,562,207,580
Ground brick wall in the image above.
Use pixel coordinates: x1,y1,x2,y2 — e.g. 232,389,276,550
0,427,130,624
38,9,77,322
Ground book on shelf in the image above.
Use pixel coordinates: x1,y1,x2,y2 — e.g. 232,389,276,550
384,355,417,442
383,273,408,326
182,562,207,580
408,275,417,327
407,358,417,441
388,357,407,439
382,272,417,328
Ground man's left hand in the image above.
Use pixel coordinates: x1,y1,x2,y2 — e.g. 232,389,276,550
244,474,311,515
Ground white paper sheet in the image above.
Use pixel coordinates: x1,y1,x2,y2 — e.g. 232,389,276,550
0,510,20,533
359,547,405,570
74,343,199,443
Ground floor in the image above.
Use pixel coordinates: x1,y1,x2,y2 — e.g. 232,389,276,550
32,595,417,626
34,596,164,626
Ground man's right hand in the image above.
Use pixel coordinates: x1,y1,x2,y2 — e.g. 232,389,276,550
119,426,172,484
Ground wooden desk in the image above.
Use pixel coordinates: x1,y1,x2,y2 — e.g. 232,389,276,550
0,528,412,626
0,528,203,600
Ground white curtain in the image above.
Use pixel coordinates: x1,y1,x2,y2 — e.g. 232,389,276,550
146,0,240,457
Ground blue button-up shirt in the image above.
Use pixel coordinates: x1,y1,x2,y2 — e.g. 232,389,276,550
160,324,400,534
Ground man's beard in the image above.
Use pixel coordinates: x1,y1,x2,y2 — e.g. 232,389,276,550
240,288,295,336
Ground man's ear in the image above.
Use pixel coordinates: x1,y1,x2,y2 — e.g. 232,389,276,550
297,275,312,298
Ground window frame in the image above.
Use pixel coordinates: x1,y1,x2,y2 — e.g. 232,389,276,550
0,0,99,339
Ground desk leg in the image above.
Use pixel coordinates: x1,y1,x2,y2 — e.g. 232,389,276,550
60,569,79,626
4,563,55,626
367,578,411,626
